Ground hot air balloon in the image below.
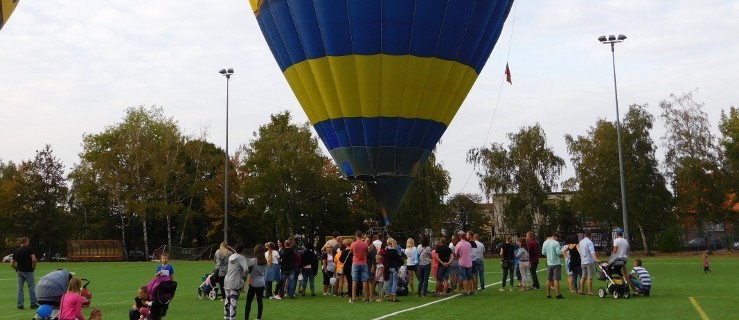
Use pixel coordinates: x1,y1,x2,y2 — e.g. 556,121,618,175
0,0,20,31
250,0,514,225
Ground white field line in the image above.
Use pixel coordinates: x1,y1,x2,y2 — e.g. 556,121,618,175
371,268,546,320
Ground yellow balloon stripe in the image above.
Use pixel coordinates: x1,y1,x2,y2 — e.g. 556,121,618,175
284,55,479,126
1,0,20,28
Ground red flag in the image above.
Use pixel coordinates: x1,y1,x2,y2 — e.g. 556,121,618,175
505,63,512,84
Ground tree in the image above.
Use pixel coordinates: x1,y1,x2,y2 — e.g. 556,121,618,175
73,105,187,255
468,123,565,235
239,111,354,242
718,106,739,230
660,91,724,229
566,104,672,254
392,152,450,236
13,145,70,258
446,193,488,236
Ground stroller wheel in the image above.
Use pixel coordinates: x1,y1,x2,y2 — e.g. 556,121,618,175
598,288,606,298
613,291,619,299
197,288,206,299
208,288,218,300
623,291,630,299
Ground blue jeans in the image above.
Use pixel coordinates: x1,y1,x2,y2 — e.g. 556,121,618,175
279,271,296,297
502,263,515,287
476,259,485,288
300,268,315,293
417,264,431,296
387,268,398,295
630,277,651,292
17,271,37,307
351,264,369,282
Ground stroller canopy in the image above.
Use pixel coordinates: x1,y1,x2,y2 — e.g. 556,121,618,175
36,269,71,303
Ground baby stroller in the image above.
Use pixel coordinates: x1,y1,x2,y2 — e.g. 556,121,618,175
147,275,178,320
34,269,92,320
197,273,220,300
395,266,409,296
597,256,630,299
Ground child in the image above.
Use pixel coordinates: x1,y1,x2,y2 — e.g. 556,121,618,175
59,278,86,320
129,285,151,320
703,251,712,273
628,259,652,296
155,253,174,280
374,255,385,302
89,308,103,320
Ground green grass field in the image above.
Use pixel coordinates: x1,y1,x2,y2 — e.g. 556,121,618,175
1,255,736,320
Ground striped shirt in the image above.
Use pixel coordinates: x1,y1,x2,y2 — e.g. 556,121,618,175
630,266,652,286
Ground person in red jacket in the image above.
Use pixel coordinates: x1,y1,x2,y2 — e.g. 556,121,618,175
526,231,541,290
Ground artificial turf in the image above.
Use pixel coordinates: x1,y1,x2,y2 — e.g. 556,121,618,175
1,254,736,320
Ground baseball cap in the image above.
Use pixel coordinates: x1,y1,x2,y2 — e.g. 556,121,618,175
616,229,624,236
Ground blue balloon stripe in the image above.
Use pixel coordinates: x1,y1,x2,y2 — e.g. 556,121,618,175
314,117,447,152
287,0,326,59
256,0,514,73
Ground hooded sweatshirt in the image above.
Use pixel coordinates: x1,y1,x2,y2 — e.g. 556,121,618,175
224,253,249,290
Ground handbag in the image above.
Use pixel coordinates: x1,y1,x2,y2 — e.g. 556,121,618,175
336,251,350,275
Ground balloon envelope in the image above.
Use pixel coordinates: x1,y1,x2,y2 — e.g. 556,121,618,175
0,0,20,31
250,0,514,221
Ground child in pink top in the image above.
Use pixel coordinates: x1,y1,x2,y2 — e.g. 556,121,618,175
59,277,86,320
703,251,712,273
374,255,385,302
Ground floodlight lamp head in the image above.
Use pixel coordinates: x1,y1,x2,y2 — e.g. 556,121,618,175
219,69,227,74
618,34,627,41
598,35,607,43
227,68,234,74
608,35,616,41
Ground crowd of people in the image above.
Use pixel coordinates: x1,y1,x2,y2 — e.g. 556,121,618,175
8,228,660,320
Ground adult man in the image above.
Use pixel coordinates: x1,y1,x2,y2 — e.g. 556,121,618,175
373,234,383,251
613,229,629,275
541,232,564,299
455,233,473,295
322,231,340,254
628,259,652,296
578,230,599,295
473,233,486,290
349,231,369,303
526,231,541,290
364,235,377,301
434,237,453,296
11,237,38,309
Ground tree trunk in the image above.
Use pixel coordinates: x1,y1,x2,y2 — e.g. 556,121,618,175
638,223,653,256
120,208,127,257
166,215,172,247
143,217,149,257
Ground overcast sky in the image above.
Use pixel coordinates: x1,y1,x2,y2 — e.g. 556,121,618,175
1,0,737,200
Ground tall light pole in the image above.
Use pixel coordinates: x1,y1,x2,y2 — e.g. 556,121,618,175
598,34,629,240
219,68,234,243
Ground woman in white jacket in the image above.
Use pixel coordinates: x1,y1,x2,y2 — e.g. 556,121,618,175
223,243,248,320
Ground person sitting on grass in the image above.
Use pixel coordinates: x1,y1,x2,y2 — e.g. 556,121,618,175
89,308,103,320
129,285,151,320
627,259,652,296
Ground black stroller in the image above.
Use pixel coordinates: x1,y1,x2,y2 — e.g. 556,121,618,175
146,276,178,319
597,256,630,299
34,269,91,320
